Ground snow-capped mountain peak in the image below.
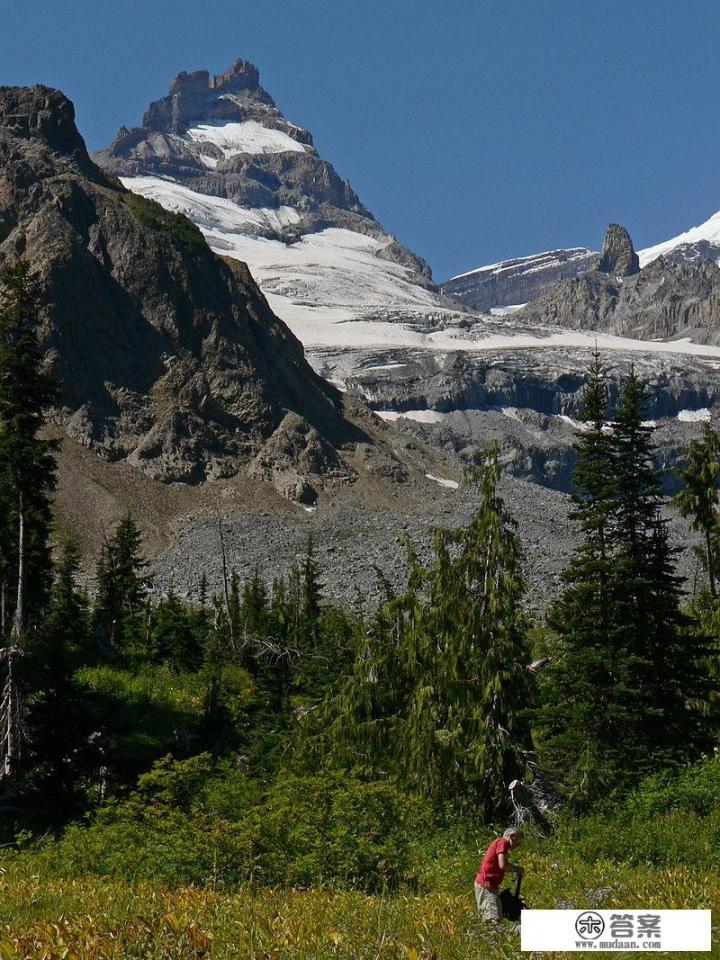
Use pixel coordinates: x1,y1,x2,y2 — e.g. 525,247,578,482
638,209,720,268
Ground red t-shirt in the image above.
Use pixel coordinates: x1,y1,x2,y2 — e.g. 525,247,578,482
475,837,511,889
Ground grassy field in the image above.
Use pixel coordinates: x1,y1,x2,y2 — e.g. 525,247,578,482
1,851,717,959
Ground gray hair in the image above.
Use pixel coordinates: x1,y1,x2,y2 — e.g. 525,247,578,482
503,827,522,839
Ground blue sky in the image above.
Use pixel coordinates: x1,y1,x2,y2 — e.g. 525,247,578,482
2,0,719,280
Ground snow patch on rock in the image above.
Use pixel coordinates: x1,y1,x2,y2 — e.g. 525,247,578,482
639,210,720,267
185,119,309,157
677,408,712,422
425,473,459,489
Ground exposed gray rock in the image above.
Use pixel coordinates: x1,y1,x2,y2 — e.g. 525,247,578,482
598,223,639,276
442,248,599,312
248,412,355,504
514,254,720,344
655,239,720,268
0,84,369,490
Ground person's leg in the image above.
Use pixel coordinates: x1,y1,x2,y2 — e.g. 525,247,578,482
475,884,502,922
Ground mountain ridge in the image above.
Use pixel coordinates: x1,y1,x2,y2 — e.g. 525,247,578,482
0,83,383,502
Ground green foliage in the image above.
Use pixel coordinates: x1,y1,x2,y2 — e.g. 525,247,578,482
93,515,150,655
554,755,720,869
673,423,720,596
539,362,713,805
0,261,58,636
24,536,93,814
126,193,208,256
74,664,251,782
149,591,206,671
41,756,429,892
323,446,536,818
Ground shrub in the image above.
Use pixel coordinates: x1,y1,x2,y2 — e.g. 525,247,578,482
126,194,207,256
40,760,430,892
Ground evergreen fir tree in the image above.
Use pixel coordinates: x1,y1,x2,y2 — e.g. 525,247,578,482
540,363,712,804
401,445,534,815
150,591,204,671
25,536,91,812
93,515,149,655
241,566,268,640
673,424,720,596
323,447,535,817
0,262,58,777
0,262,57,638
610,370,710,769
300,536,322,649
539,355,619,801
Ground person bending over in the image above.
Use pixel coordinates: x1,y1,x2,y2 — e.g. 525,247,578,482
474,827,524,922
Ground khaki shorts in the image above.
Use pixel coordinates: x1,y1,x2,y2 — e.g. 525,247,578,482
475,882,502,920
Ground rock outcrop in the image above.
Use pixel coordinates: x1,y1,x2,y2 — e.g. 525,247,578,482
598,223,639,276
441,248,599,312
513,225,720,343
0,84,366,492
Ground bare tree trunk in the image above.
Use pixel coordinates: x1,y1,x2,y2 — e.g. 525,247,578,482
705,529,716,598
0,578,6,639
214,504,235,654
10,492,25,641
2,493,27,779
0,647,22,778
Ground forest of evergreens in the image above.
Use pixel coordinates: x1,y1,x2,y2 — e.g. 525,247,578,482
1,263,719,954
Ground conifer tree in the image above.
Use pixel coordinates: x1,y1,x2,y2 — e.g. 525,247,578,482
25,536,91,810
93,515,149,654
610,370,710,768
324,447,535,816
401,445,534,815
0,262,57,777
300,536,322,649
673,424,720,596
241,566,268,640
540,355,620,798
541,364,712,803
150,591,204,671
0,262,57,638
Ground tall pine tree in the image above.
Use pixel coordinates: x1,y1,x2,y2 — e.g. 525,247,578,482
93,515,149,656
673,424,720,597
540,363,712,804
324,446,536,817
0,262,57,777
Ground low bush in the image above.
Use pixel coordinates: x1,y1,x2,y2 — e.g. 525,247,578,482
39,757,430,892
126,194,208,256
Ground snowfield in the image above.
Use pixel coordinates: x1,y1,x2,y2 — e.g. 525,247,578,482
185,119,310,159
120,176,720,362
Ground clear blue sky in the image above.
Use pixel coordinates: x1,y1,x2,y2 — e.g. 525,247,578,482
2,0,719,280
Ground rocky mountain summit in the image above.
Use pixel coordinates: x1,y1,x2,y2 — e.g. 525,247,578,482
515,223,720,344
95,59,432,283
0,84,383,499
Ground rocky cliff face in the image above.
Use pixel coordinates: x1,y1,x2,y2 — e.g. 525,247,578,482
0,84,368,495
514,224,720,344
598,223,639,276
441,247,599,312
94,59,433,284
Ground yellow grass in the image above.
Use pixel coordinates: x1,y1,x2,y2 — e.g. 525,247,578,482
0,854,718,959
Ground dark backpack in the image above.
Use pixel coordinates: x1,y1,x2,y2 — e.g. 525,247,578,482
499,875,527,921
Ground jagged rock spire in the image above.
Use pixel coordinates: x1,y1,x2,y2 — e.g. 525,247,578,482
598,223,640,277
